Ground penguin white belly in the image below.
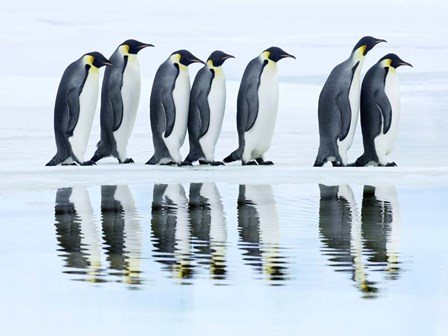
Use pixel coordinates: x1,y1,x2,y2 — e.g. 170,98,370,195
163,70,190,163
114,56,141,161
337,66,361,165
243,63,279,161
69,68,99,163
374,72,400,165
199,74,226,161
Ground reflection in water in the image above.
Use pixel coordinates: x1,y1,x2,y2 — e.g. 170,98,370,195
54,186,102,281
237,184,288,284
151,184,193,281
55,185,142,286
189,183,227,279
101,185,142,286
319,184,401,298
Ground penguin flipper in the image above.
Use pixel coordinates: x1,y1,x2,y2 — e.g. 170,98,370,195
162,89,176,138
374,89,392,134
336,91,351,141
110,87,124,132
198,91,211,137
243,84,259,132
66,89,80,136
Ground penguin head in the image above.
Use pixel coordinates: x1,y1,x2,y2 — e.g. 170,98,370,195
83,52,113,68
379,53,413,69
262,47,296,62
352,36,386,56
171,50,205,66
207,50,235,67
121,39,154,55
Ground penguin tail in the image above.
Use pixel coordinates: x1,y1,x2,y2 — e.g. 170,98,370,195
223,149,241,163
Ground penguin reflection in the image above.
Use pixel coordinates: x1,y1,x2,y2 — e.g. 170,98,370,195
151,184,193,280
54,186,102,280
101,185,142,285
237,184,287,283
189,183,227,280
319,184,401,297
361,185,401,280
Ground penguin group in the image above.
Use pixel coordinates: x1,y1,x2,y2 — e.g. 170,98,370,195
314,36,412,167
47,36,410,168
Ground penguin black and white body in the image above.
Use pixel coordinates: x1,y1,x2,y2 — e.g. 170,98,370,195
223,47,295,165
46,52,112,166
313,36,386,167
146,50,204,166
182,51,234,166
354,54,412,167
88,40,153,165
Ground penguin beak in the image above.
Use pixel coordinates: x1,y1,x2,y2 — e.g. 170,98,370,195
103,60,114,67
139,43,155,49
222,54,235,60
190,58,205,65
374,38,387,46
281,53,296,60
399,60,413,68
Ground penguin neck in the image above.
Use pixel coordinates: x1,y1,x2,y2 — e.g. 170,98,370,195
207,61,224,77
350,47,366,68
170,54,188,72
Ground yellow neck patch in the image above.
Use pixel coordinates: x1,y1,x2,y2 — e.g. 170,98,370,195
381,58,392,68
83,55,94,66
119,44,130,55
261,51,271,61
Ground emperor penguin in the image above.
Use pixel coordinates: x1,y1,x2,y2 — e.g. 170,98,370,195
88,39,154,165
146,50,204,165
223,47,295,165
46,52,112,166
313,36,386,167
182,50,235,166
354,54,412,167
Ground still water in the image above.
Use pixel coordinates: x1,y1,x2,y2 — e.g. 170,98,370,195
53,183,405,294
1,182,447,335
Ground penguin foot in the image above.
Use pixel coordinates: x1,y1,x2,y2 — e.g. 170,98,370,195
332,161,344,167
122,158,135,164
242,160,257,166
181,161,193,166
386,162,397,167
45,160,57,166
256,158,274,165
62,162,78,166
199,160,208,165
210,161,225,166
81,160,96,166
161,161,179,166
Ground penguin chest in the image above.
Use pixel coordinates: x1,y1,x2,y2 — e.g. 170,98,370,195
114,56,141,156
375,71,401,162
245,64,279,157
199,74,226,158
69,67,99,162
339,65,362,152
167,70,190,143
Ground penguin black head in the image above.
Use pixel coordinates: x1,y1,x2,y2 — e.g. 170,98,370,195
207,50,235,67
262,47,296,62
352,36,387,56
379,53,413,69
172,50,205,66
121,39,154,54
84,51,113,68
